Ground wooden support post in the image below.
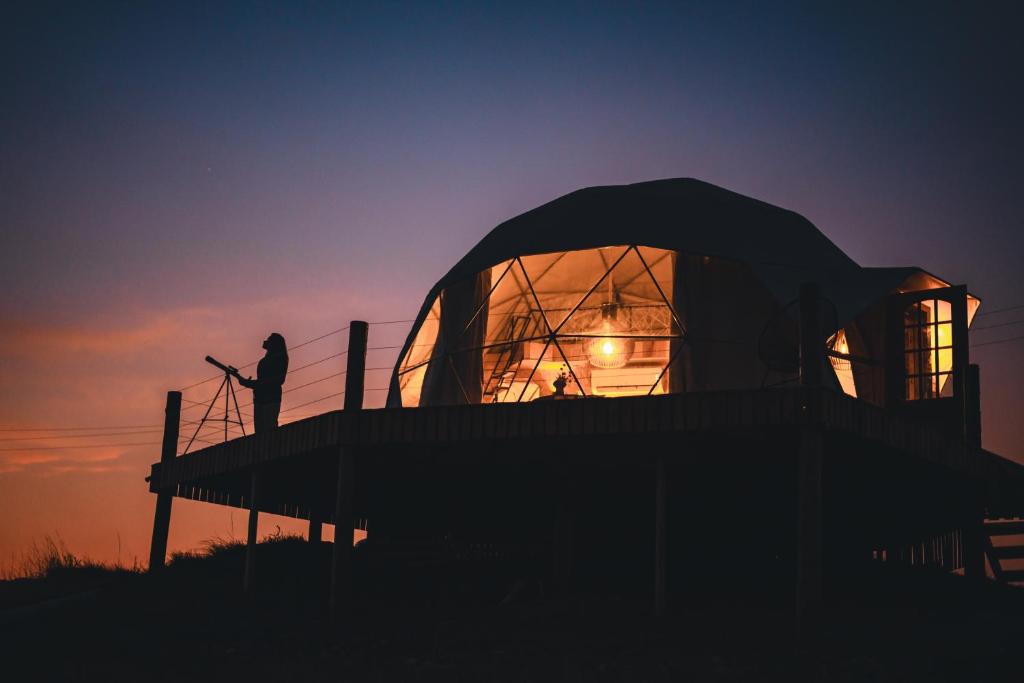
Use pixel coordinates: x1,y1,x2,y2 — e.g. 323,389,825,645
796,428,823,638
330,449,354,614
308,511,323,545
963,364,986,582
551,475,576,593
654,455,668,617
148,391,181,573
244,469,259,592
964,488,986,582
331,320,367,615
796,282,823,643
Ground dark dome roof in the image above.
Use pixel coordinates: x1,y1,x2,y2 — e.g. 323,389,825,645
389,178,947,405
437,178,859,291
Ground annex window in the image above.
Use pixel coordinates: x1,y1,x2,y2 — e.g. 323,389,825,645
903,298,953,400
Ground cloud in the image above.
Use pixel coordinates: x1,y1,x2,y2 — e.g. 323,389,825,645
0,288,376,477
0,306,221,357
43,464,132,476
0,446,135,476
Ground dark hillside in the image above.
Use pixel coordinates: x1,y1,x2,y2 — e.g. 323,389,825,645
2,536,1023,682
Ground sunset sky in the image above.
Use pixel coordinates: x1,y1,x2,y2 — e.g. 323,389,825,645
2,2,1023,569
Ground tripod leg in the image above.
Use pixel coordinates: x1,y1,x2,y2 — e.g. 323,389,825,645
224,375,229,442
183,375,228,454
228,376,247,436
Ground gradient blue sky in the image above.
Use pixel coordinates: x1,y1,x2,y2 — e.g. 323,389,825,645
2,1,1022,565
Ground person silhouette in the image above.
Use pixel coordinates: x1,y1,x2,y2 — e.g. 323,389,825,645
236,333,289,433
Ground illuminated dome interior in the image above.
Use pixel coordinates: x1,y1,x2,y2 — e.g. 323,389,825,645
388,179,978,408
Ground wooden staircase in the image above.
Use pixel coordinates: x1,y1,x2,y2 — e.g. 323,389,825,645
984,519,1024,583
482,315,533,403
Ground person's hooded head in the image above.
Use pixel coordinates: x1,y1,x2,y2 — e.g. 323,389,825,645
262,332,287,358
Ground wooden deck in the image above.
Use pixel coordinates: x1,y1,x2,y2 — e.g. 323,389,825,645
149,387,1024,522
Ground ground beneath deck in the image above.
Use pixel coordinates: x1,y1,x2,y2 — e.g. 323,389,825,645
2,538,1023,682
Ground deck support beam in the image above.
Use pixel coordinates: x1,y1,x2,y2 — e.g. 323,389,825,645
796,427,823,639
148,391,181,573
654,455,668,616
551,474,575,593
963,363,986,582
308,512,323,545
244,469,259,592
963,491,986,582
330,449,354,614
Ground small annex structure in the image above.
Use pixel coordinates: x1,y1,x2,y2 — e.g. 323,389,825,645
388,179,979,411
147,178,1024,630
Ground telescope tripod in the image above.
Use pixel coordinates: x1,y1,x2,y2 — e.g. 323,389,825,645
183,370,247,454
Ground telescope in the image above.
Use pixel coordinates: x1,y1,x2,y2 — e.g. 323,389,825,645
205,355,240,377
183,355,249,453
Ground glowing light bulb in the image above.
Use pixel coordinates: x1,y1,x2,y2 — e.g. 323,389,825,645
586,314,635,370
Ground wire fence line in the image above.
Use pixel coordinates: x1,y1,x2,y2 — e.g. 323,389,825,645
175,319,412,452
7,306,1024,452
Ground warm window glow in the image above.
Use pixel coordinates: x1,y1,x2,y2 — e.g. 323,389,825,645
828,329,857,397
397,295,442,407
395,246,681,403
585,298,637,369
904,298,953,400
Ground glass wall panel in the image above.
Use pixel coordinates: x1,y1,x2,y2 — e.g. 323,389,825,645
828,329,857,397
398,246,690,405
398,295,441,407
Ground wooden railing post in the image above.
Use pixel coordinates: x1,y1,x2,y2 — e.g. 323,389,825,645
796,283,823,645
308,324,359,547
344,321,369,411
965,363,982,449
331,320,368,615
148,391,181,573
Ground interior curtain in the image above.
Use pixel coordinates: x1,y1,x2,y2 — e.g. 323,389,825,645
669,252,710,392
845,306,886,405
420,269,491,406
670,253,776,392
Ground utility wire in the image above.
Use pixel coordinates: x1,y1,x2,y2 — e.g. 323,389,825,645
975,304,1024,318
0,424,161,432
0,442,162,452
971,318,1024,332
0,429,164,443
972,334,1024,349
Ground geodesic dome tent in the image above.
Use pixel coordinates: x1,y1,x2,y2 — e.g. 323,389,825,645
387,179,978,408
